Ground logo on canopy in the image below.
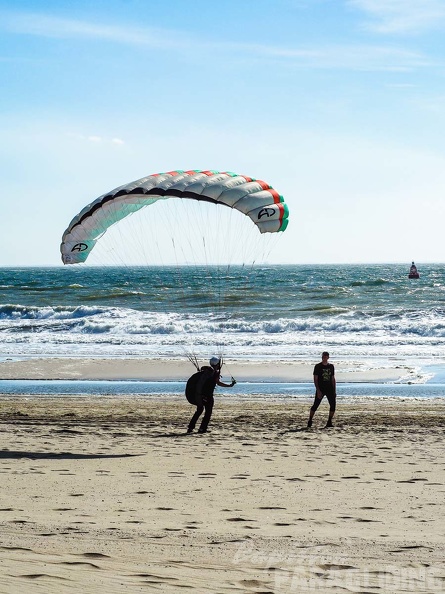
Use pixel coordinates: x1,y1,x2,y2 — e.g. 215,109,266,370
257,207,276,220
71,243,89,252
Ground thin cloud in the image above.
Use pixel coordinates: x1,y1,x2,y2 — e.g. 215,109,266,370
67,133,125,146
349,0,445,33
409,93,445,114
249,43,429,71
1,11,187,48
385,82,417,88
0,10,431,71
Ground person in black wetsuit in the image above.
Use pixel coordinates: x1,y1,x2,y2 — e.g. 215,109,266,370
307,351,336,429
187,357,236,434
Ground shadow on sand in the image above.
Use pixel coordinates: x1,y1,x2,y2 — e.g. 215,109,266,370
150,432,192,439
0,450,143,460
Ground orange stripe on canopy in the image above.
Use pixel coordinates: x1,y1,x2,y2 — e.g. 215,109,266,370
267,188,281,203
256,180,271,190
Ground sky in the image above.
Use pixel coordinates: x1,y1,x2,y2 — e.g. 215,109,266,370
1,0,445,265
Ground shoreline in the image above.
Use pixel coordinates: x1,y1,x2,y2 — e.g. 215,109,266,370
0,356,418,383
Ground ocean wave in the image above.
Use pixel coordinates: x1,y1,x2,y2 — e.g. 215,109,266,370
350,278,390,287
2,304,445,339
0,304,112,320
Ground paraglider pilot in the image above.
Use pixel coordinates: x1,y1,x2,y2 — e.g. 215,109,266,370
187,357,236,434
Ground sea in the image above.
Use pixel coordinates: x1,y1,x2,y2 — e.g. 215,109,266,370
1,264,445,398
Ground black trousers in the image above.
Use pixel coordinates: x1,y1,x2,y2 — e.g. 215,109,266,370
188,396,214,432
310,390,336,413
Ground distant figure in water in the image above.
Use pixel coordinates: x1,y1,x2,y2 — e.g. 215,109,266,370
187,357,236,434
409,262,419,278
307,351,336,429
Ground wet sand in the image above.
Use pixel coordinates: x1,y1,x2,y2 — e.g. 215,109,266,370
0,356,411,383
1,396,444,593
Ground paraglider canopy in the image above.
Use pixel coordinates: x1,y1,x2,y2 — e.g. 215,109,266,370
60,169,289,265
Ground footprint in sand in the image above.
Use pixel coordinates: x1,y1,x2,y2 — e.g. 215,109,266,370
238,578,273,588
389,545,431,553
18,574,69,581
58,561,101,569
132,573,179,584
318,563,357,570
80,552,111,559
1,546,32,551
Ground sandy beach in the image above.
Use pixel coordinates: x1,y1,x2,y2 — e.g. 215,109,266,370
1,371,445,593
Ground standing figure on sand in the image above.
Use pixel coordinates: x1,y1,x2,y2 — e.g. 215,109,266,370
187,357,236,434
308,351,336,429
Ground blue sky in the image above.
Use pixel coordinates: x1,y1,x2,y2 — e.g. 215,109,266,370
1,0,445,265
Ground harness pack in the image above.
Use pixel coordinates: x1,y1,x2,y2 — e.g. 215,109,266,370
185,366,214,405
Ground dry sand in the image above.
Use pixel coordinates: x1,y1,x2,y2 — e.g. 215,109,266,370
1,395,444,593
